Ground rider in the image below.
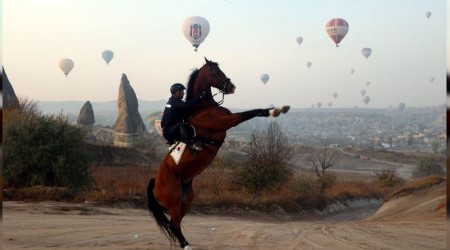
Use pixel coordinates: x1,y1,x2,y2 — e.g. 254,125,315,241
161,83,207,150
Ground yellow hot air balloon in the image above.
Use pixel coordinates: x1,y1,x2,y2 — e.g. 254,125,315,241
182,16,210,51
59,58,74,77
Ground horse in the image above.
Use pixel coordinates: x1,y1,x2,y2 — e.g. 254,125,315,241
147,57,289,249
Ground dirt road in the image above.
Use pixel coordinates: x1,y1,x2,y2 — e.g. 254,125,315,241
3,183,446,250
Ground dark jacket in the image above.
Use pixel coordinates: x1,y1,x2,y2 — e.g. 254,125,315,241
161,95,201,130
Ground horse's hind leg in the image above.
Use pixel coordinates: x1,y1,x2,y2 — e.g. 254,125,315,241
155,168,190,248
180,180,195,217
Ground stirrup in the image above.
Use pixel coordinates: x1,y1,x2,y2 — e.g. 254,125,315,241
191,140,202,151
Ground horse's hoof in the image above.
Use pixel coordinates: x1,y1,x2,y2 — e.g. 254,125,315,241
281,105,290,114
184,245,194,250
270,108,281,117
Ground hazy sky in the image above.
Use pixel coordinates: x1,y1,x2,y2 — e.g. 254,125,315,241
3,0,448,109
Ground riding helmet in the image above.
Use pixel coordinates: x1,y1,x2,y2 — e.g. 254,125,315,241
170,83,186,94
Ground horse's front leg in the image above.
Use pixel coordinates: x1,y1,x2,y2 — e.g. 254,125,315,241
221,108,270,129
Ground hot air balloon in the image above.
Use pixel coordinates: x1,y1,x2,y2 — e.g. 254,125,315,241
398,102,406,111
59,58,74,77
425,11,432,19
350,68,355,74
430,77,435,83
360,89,366,96
260,74,269,84
332,92,338,99
365,81,370,87
362,48,372,59
296,36,303,46
317,102,322,108
147,111,163,125
362,96,370,106
102,50,114,65
306,61,312,68
154,120,163,136
182,16,210,51
326,18,349,47
327,101,333,108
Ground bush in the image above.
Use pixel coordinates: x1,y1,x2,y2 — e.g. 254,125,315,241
413,156,445,178
374,167,403,187
235,160,291,196
234,121,292,197
3,99,94,192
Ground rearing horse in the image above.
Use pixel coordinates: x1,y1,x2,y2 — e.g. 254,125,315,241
147,58,288,249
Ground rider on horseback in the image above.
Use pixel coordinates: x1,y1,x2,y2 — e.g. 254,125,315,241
161,83,207,151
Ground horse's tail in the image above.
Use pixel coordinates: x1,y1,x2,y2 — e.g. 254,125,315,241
147,178,176,242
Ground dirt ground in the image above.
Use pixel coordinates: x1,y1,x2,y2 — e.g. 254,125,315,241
2,182,446,250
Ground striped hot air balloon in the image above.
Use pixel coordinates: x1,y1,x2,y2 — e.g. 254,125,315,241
326,18,349,47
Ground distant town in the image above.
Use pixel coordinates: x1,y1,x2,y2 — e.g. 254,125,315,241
225,106,446,153
58,103,446,154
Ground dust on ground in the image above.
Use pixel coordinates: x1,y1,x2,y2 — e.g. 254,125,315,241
3,182,445,250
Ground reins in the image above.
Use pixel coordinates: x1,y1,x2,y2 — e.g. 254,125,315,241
209,77,230,106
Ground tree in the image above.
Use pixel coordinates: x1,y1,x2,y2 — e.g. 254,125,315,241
413,156,445,177
407,135,414,146
431,137,440,154
308,141,341,196
374,167,403,187
235,121,292,198
3,98,94,192
308,141,341,178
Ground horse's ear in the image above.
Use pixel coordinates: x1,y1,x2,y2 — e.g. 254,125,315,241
204,57,210,64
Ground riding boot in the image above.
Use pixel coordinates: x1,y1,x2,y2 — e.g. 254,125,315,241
179,124,190,143
180,124,202,151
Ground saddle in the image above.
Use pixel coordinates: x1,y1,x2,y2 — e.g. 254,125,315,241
167,124,203,152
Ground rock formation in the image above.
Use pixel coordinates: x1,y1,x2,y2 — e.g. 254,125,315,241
3,67,20,109
77,101,95,137
113,74,146,147
77,101,95,125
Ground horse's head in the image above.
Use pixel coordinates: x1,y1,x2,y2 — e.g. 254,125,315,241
202,57,236,95
186,58,236,104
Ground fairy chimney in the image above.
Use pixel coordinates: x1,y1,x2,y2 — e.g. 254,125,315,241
113,74,146,147
77,101,95,136
3,67,20,109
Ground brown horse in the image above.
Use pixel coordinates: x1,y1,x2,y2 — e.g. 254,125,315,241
147,58,288,249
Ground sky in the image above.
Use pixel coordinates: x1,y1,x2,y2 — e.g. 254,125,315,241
2,0,448,109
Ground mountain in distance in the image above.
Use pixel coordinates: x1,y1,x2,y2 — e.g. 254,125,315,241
38,99,167,115
38,99,167,127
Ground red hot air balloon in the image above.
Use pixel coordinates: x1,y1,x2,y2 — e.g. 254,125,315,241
326,18,349,47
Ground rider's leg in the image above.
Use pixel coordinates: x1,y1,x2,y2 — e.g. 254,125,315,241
179,123,202,150
179,123,190,142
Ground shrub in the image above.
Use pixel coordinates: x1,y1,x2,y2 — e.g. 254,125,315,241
413,156,445,177
3,99,94,192
234,121,292,198
374,167,403,187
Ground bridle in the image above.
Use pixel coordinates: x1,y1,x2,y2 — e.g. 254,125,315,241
207,65,232,106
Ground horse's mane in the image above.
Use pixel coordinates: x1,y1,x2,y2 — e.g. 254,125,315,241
185,61,218,102
186,69,200,102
